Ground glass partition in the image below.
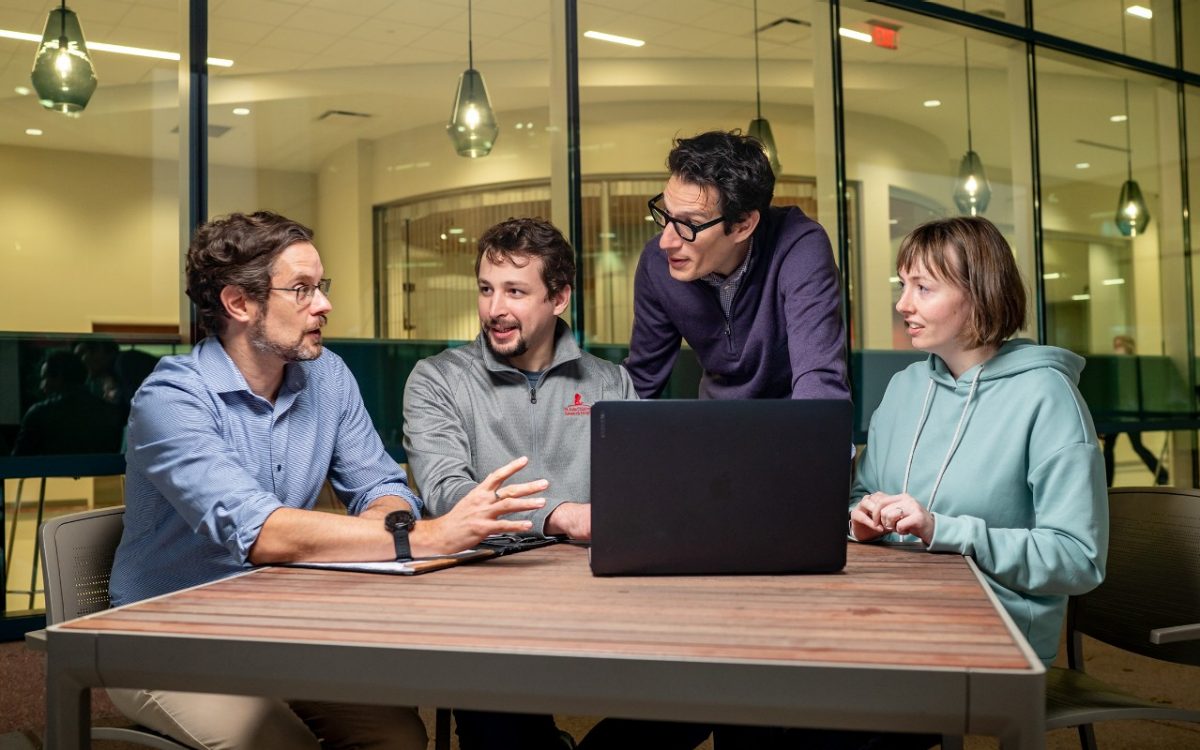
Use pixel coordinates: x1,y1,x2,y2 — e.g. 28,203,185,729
207,0,555,340
1034,0,1175,66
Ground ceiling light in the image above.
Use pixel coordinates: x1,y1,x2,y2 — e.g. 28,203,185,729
888,276,901,284
1071,294,1091,301
515,122,523,129
1102,278,1126,285
14,85,31,95
25,128,43,136
1110,114,1128,122
923,99,941,108
1043,273,1062,280
0,28,232,67
448,227,464,235
446,0,498,158
1114,10,1150,238
747,0,780,176
1075,162,1090,169
583,30,645,47
232,107,250,116
838,28,873,43
954,39,991,216
31,1,97,114
1125,5,1153,19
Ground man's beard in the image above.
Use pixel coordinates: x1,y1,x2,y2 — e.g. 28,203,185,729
250,311,327,362
482,322,528,361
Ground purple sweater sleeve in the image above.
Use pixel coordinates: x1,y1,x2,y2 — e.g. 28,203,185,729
626,242,682,399
779,222,849,400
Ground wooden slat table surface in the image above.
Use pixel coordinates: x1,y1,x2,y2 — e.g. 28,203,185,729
61,543,1030,670
48,542,1045,750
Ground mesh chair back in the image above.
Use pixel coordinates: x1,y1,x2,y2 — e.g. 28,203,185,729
40,506,125,625
1071,487,1200,666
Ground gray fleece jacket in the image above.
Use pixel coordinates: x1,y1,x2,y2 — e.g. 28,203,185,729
402,319,638,534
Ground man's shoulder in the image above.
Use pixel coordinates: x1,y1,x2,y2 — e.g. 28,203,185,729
414,341,480,377
575,350,628,384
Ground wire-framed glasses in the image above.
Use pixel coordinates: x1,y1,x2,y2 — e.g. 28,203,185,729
647,193,726,242
268,278,332,305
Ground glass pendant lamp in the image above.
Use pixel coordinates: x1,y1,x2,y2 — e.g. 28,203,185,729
31,0,97,114
746,0,781,175
1113,5,1149,237
952,38,990,215
446,0,498,158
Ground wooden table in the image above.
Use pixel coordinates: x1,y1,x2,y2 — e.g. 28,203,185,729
46,543,1045,748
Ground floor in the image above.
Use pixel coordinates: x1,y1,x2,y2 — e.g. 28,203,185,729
2,444,1197,748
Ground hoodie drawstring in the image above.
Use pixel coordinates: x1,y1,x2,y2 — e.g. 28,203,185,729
901,365,984,513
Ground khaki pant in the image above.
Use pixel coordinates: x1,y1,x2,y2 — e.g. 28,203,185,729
108,688,428,750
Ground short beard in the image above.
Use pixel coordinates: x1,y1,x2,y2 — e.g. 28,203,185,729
250,311,325,362
482,323,528,361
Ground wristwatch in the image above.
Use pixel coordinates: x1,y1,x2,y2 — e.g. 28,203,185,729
384,509,416,561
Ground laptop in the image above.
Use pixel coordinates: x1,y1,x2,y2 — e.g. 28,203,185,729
589,399,852,576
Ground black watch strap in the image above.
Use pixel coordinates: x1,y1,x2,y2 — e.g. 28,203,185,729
385,510,415,561
392,526,412,561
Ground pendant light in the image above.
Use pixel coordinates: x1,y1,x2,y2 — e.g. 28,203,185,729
746,0,781,175
30,0,97,114
446,0,498,158
1114,5,1149,237
952,38,990,215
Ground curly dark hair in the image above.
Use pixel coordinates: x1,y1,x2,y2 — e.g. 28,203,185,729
475,218,575,299
667,130,775,231
186,212,314,336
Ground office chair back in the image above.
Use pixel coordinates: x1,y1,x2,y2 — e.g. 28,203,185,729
1068,487,1200,667
40,505,126,626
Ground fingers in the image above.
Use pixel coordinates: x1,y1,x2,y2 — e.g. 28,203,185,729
485,519,536,535
493,478,549,500
491,497,545,515
481,456,530,488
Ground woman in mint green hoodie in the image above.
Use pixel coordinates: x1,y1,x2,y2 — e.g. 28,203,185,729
851,216,1108,668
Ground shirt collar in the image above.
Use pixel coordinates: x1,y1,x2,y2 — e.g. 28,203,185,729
195,336,309,396
702,238,755,287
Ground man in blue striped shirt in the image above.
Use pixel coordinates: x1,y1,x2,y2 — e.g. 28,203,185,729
109,211,545,750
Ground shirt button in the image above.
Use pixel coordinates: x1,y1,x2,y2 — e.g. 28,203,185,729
276,464,282,472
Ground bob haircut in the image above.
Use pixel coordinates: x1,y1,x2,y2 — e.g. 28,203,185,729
896,216,1027,349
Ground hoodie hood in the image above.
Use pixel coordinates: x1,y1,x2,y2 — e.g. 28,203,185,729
927,338,1084,387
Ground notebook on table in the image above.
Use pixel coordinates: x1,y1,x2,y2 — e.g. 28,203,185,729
287,535,561,576
589,399,852,576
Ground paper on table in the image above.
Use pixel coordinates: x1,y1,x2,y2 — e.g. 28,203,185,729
287,548,496,576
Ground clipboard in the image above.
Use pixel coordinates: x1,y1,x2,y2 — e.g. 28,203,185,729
285,535,563,576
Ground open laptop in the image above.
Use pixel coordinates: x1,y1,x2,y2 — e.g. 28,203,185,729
589,399,852,576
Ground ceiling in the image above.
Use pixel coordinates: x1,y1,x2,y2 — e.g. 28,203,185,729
0,0,1190,184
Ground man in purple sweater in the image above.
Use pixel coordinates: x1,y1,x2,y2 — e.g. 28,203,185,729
626,130,849,401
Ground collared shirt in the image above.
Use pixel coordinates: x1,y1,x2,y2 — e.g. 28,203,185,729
110,337,421,606
702,240,754,319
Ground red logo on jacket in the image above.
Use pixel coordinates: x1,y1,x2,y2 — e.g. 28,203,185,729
563,392,591,416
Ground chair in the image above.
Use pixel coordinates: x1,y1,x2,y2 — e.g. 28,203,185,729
39,506,190,750
1045,486,1200,749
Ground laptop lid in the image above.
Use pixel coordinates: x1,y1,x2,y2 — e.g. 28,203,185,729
590,399,851,576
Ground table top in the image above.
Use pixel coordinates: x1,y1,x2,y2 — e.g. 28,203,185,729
57,542,1037,674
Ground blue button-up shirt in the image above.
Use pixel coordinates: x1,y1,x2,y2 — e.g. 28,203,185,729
110,337,421,606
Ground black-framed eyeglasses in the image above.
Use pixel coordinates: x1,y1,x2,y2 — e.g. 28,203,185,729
268,278,332,305
647,193,726,242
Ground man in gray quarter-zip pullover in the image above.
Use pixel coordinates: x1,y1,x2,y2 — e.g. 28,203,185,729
403,219,710,750
403,217,636,542
628,130,849,401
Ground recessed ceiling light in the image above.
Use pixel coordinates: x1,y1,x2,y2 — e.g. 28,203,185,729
888,275,900,284
0,28,233,66
1071,294,1091,301
1075,162,1090,169
515,123,524,129
838,28,873,43
25,128,43,136
923,99,941,108
1110,114,1128,122
1103,278,1126,285
232,107,250,116
14,86,30,96
583,30,645,47
1043,272,1062,280
448,227,464,235
1125,5,1153,19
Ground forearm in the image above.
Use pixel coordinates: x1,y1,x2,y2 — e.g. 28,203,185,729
249,507,394,564
360,494,418,520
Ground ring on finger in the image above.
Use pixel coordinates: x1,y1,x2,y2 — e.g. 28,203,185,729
494,489,503,502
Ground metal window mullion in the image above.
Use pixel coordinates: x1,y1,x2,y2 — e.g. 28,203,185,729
180,0,208,343
565,0,585,346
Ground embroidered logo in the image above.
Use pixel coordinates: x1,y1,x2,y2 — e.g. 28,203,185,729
563,392,591,416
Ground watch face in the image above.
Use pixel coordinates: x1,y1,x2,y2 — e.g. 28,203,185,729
385,510,415,532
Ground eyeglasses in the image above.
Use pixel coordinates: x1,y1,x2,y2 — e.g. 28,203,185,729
647,193,726,242
268,278,332,305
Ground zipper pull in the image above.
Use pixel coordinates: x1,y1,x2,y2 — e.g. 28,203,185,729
529,386,537,404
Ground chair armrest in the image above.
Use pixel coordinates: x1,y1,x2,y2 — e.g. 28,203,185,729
24,628,47,652
1150,623,1200,644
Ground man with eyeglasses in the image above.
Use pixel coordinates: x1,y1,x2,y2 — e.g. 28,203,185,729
109,211,546,750
628,130,849,403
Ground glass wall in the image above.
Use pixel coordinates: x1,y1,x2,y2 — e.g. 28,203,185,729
576,0,830,345
1034,0,1174,66
207,0,555,340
